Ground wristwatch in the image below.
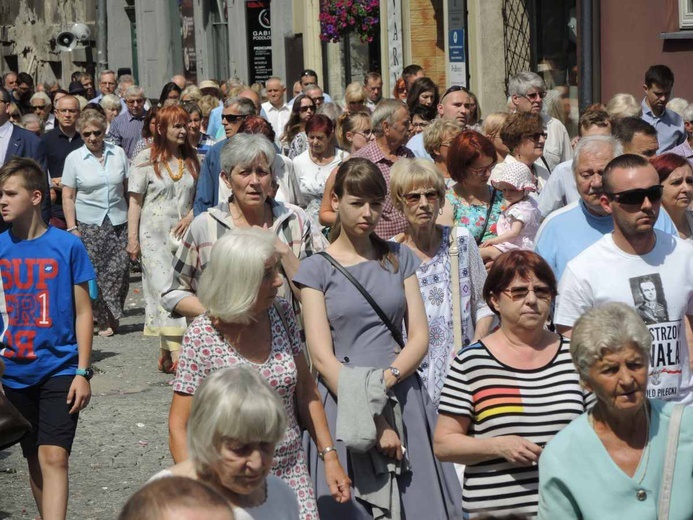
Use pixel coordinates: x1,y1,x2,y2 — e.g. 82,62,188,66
387,366,401,381
318,446,337,460
76,367,94,381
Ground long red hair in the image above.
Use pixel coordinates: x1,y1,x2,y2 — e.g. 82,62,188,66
149,105,200,179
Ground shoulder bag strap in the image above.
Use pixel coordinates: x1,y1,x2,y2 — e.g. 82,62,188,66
317,251,405,349
658,403,684,520
448,226,463,348
540,156,552,174
475,188,497,245
272,301,291,338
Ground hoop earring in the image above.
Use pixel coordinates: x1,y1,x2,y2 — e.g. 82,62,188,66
438,207,444,215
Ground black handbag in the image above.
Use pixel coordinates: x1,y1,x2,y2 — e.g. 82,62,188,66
0,391,31,451
317,252,405,349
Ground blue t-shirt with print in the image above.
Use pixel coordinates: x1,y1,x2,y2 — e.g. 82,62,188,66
0,227,95,388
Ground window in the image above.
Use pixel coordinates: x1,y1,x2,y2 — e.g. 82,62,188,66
680,0,693,29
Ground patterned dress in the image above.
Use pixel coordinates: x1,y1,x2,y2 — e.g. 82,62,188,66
445,187,506,243
173,299,319,520
128,149,196,340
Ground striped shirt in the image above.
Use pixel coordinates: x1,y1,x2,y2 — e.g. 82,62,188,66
438,337,592,519
107,109,147,159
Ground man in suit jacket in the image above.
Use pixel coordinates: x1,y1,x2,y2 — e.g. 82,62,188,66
0,88,49,232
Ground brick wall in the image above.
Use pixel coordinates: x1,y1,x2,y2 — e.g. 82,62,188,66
408,0,447,89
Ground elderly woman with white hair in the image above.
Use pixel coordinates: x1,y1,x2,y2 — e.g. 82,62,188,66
62,110,130,336
159,366,301,518
161,133,326,321
389,158,494,406
99,93,122,133
539,302,693,519
169,230,350,519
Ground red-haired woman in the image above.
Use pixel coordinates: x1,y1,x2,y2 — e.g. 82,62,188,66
434,250,592,518
441,130,506,261
293,114,348,226
651,152,693,240
127,105,200,373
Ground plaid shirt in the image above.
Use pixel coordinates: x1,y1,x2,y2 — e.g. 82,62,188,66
161,199,328,317
352,141,413,238
107,109,147,159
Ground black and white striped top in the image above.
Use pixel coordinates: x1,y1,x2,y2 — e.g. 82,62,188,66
438,336,592,518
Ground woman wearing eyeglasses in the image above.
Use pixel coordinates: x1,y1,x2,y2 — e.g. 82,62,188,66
317,111,374,228
62,110,130,337
490,112,550,193
281,94,316,159
434,250,593,519
390,158,494,407
441,131,506,265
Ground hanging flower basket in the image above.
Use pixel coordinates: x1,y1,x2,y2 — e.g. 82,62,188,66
319,0,380,44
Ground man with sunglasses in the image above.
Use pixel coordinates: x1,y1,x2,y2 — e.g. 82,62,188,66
29,91,54,132
508,71,572,172
535,136,677,280
555,154,693,404
407,84,474,159
193,97,257,216
41,95,83,228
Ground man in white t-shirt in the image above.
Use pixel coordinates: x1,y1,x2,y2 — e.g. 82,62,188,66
555,154,693,403
261,77,290,147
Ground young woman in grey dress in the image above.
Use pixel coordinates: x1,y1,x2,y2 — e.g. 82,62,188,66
294,158,463,519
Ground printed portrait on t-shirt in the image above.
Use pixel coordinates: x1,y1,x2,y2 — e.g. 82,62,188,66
629,274,670,325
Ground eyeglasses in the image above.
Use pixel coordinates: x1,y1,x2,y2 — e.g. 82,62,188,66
604,185,663,205
222,114,249,123
502,285,554,301
467,162,496,176
82,130,103,138
402,191,439,205
523,91,547,101
299,105,315,113
355,129,374,139
525,132,547,142
31,105,47,111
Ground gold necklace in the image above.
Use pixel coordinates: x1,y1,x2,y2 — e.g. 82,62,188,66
164,157,184,181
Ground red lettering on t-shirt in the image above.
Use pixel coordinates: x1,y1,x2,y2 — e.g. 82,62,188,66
2,329,37,360
0,258,59,290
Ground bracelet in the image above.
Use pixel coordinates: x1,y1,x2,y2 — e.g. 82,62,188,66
318,446,337,460
66,226,79,232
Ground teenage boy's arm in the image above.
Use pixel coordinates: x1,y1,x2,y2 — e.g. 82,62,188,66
68,282,93,414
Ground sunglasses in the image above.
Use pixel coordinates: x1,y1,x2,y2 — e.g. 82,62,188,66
309,96,325,103
82,130,103,138
525,132,547,142
31,105,47,111
604,185,663,205
502,286,554,301
441,85,467,100
524,91,547,101
402,191,439,205
299,105,315,113
301,69,318,78
222,114,249,123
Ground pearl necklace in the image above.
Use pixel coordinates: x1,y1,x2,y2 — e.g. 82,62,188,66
164,157,185,181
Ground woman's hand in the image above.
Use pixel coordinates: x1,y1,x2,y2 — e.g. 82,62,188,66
480,237,500,248
375,415,403,461
126,239,140,261
171,213,193,239
323,453,352,503
494,435,543,466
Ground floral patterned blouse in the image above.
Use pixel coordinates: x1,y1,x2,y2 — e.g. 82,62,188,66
445,187,506,243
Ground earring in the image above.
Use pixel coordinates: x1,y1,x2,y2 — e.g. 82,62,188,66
438,207,444,215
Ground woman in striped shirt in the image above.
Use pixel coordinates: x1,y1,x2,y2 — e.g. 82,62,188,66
433,250,592,518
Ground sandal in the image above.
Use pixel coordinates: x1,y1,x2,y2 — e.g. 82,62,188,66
158,356,172,373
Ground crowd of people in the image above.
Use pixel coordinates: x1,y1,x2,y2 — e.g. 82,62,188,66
2,61,693,520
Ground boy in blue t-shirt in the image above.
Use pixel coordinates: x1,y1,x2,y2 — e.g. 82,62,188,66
0,157,95,520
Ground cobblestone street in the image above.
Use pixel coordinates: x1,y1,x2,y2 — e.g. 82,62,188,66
0,274,174,519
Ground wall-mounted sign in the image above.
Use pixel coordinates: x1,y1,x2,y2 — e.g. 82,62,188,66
246,0,272,84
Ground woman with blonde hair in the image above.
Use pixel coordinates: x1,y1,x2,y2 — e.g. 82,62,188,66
481,112,510,163
127,104,199,373
343,82,367,114
606,93,642,121
422,119,463,187
170,230,350,518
